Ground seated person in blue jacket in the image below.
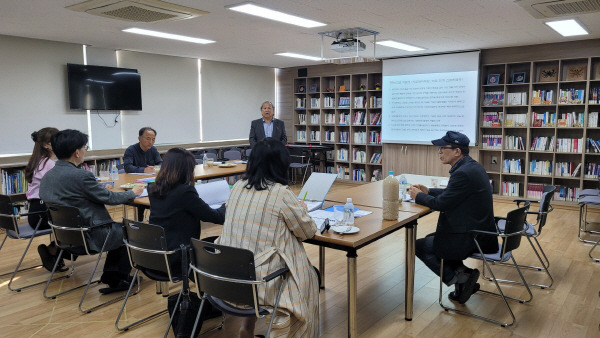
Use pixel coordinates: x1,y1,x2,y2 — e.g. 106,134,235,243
123,127,162,173
40,129,144,293
408,131,497,304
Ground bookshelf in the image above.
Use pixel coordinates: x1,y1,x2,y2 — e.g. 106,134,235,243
294,72,382,182
479,56,600,204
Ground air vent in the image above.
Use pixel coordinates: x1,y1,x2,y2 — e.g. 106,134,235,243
66,0,209,23
516,0,600,18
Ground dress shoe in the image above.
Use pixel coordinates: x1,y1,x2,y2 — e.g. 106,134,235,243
449,283,480,303
38,244,68,272
448,268,480,304
99,275,141,295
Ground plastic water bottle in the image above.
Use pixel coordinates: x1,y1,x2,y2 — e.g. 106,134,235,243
203,153,209,167
398,174,408,200
344,197,355,226
110,164,119,181
382,171,399,220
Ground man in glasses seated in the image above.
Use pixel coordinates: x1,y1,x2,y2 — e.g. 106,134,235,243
408,131,497,304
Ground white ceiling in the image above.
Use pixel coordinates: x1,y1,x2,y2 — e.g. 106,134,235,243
1,0,599,68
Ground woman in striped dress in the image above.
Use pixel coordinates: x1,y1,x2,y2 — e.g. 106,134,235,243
217,138,319,337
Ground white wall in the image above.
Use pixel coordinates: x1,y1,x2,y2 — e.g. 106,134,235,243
201,60,275,142
0,35,85,154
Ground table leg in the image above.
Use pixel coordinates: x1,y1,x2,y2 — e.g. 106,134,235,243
319,246,325,289
347,249,357,338
122,205,128,220
405,221,416,321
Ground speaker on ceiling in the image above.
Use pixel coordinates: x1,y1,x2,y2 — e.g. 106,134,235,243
298,68,307,77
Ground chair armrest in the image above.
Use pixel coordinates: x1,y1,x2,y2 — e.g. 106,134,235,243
470,229,498,237
20,210,48,217
513,198,539,207
264,267,289,282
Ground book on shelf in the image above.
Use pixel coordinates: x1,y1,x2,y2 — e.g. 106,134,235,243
588,112,599,127
572,163,582,177
371,169,382,182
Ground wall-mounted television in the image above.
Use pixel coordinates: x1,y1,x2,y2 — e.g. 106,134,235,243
67,63,142,111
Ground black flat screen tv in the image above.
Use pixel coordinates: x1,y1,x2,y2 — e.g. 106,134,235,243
67,63,142,110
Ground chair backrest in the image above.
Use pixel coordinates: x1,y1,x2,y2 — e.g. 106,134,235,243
123,219,180,281
536,186,556,232
0,195,17,232
288,147,308,164
501,205,529,254
46,203,87,249
190,239,257,307
245,148,252,158
204,152,217,161
223,150,242,161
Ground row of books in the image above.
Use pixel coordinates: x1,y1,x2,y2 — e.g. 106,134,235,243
296,97,306,108
370,153,382,164
336,165,349,180
507,92,528,106
483,91,504,106
558,88,585,104
310,98,320,108
324,130,335,142
309,131,320,142
352,168,367,182
353,132,366,144
354,96,366,108
531,136,555,151
530,160,552,176
586,138,600,153
589,112,600,127
505,135,525,150
80,162,97,175
482,134,502,149
590,87,600,104
338,96,351,108
584,162,600,178
555,138,583,153
370,113,382,125
554,186,580,202
296,130,307,142
531,112,556,127
1,169,27,195
503,159,522,174
370,131,381,144
557,112,584,127
369,96,382,108
555,162,582,177
310,114,320,124
339,113,350,125
337,148,349,161
526,183,545,200
482,111,503,127
353,111,366,125
531,90,554,105
324,113,335,124
505,113,527,127
298,114,306,124
339,131,349,143
501,181,520,196
323,96,335,108
352,149,366,163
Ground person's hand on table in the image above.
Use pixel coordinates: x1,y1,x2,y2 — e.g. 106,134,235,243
408,185,427,200
132,184,145,196
143,166,154,174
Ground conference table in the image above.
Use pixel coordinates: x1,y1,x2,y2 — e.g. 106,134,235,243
316,180,431,337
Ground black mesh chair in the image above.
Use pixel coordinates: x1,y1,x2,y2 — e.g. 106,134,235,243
439,204,533,327
487,186,555,288
115,219,192,331
44,203,139,313
0,195,71,292
186,239,289,338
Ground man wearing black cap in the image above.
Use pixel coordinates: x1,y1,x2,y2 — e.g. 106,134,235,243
408,131,497,304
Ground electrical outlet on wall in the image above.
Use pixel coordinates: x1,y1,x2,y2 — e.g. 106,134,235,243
491,156,497,164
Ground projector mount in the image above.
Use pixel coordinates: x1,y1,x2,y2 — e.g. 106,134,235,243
319,27,379,63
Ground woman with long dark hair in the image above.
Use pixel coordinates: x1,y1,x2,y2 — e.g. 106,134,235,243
24,127,66,272
217,138,319,338
148,148,225,253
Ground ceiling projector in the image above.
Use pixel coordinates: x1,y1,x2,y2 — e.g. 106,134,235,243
331,38,366,53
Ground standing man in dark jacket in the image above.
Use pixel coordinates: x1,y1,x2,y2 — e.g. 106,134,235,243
408,131,497,304
249,101,287,148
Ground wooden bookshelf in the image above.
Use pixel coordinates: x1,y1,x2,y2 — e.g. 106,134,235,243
479,56,600,204
293,72,382,183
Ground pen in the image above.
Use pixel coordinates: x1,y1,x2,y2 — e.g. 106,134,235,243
303,191,308,201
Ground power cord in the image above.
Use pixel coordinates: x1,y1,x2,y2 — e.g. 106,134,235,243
96,111,121,128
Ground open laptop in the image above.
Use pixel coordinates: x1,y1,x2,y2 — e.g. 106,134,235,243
297,172,338,211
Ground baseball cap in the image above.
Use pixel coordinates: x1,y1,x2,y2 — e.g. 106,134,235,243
431,131,470,147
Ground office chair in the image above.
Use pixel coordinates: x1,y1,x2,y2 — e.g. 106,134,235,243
44,203,140,313
439,204,532,327
223,149,242,161
288,147,312,185
186,239,289,338
0,195,71,292
486,186,555,288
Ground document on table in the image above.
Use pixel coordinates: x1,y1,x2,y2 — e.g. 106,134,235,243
195,180,230,209
302,200,322,212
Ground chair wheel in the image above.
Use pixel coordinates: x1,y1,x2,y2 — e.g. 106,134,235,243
16,289,22,292
519,301,525,304
501,324,507,327
52,296,56,299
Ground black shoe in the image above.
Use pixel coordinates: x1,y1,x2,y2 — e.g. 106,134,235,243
99,275,141,295
449,282,480,303
38,244,55,272
449,269,480,304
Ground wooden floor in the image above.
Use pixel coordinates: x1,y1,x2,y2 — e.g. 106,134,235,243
1,181,599,337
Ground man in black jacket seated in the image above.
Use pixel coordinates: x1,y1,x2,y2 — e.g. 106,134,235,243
408,131,497,304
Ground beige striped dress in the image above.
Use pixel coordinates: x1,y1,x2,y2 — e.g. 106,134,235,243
216,180,319,337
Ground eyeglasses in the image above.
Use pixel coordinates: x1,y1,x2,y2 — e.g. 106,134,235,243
81,145,89,151
438,146,455,152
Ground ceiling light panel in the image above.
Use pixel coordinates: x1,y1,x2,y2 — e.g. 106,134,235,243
123,28,215,44
376,40,425,51
227,2,325,28
545,19,589,37
276,53,322,61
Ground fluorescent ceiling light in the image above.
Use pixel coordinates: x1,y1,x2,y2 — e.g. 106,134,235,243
227,3,325,28
123,28,215,44
276,52,322,61
545,19,589,37
376,40,425,52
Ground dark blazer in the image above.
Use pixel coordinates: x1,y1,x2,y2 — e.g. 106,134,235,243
40,160,137,252
249,118,287,148
148,184,225,251
415,156,497,260
123,143,163,173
